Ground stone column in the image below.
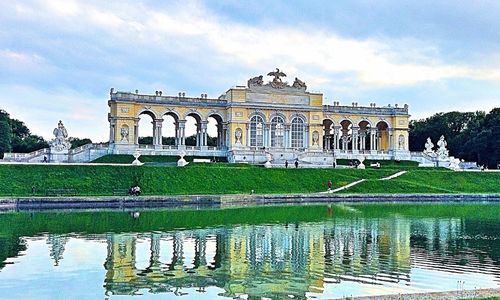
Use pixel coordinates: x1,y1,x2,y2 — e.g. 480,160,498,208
109,119,116,144
334,126,341,151
388,129,394,152
178,120,186,149
246,124,250,147
153,119,163,147
370,130,376,152
134,118,140,145
201,121,208,150
352,127,359,152
304,125,309,149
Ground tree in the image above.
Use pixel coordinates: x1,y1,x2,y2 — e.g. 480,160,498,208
0,119,11,159
409,109,499,168
68,137,92,149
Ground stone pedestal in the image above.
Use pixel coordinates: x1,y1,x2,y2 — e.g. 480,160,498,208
50,148,69,163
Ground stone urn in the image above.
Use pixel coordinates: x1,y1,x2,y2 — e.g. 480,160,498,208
132,150,143,166
264,151,272,168
177,151,189,167
357,156,366,169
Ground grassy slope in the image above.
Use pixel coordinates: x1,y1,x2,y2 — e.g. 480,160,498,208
0,164,393,196
342,169,500,194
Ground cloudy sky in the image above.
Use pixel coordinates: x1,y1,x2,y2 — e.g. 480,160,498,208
1,0,499,141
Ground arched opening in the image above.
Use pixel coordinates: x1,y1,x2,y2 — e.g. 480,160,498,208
162,112,179,146
358,120,371,152
270,116,285,148
376,121,390,151
291,117,305,149
250,115,264,147
137,111,155,145
208,114,224,148
339,120,353,151
185,113,202,147
322,119,334,150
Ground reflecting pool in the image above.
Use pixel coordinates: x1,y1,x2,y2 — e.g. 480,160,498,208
0,203,499,299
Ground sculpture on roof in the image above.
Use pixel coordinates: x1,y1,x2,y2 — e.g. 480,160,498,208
292,77,307,90
268,68,288,89
247,75,263,87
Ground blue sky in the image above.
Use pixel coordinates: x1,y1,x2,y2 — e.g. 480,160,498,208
1,0,499,141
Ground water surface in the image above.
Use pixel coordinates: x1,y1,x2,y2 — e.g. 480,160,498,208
0,203,498,299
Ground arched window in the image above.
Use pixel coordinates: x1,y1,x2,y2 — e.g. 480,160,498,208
291,117,304,148
270,116,284,148
250,115,264,147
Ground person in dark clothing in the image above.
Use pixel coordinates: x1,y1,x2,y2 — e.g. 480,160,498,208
294,160,299,168
285,160,288,168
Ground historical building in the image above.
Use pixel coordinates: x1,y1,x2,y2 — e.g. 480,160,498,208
108,69,411,164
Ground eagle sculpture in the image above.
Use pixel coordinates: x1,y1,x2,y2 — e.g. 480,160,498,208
267,68,286,83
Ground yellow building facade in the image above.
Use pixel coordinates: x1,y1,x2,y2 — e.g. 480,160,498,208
108,69,411,164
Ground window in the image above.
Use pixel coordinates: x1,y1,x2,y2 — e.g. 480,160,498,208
250,115,264,147
270,116,284,147
291,117,304,148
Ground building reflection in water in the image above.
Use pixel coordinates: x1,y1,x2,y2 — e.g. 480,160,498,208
88,216,499,299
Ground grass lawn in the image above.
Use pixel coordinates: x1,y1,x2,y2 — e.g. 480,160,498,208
341,169,500,194
0,163,393,196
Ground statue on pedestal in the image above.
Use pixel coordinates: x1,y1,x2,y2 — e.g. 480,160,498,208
50,120,71,152
423,137,435,156
436,135,449,159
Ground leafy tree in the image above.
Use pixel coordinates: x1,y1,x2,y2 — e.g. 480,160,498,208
0,118,11,159
409,109,499,168
68,137,92,149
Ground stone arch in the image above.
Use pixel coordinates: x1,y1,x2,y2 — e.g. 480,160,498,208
289,113,307,123
269,112,287,123
206,110,225,123
270,115,285,148
249,114,265,147
248,111,266,123
136,110,157,145
376,120,390,151
207,112,225,148
137,109,158,119
322,118,335,150
290,116,305,149
357,119,372,151
339,119,353,150
161,111,180,146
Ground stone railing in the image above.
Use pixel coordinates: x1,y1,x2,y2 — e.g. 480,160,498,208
110,92,228,106
3,148,49,160
323,105,408,116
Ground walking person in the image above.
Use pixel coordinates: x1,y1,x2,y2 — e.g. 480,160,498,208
294,159,299,168
327,180,332,191
285,160,288,168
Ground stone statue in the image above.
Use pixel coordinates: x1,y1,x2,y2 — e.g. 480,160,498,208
312,131,319,146
50,120,71,152
436,135,449,159
292,77,307,90
424,137,435,155
120,126,129,142
398,135,405,150
235,128,243,144
267,68,288,89
247,75,263,87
